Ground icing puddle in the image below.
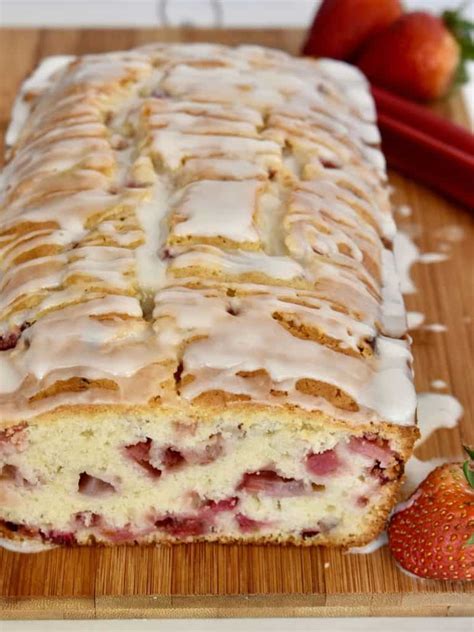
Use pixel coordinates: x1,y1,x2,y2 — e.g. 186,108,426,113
423,323,447,333
434,224,466,245
395,204,412,218
392,229,452,295
416,393,463,443
350,531,388,554
417,252,449,264
0,537,57,553
430,379,447,390
402,456,448,497
406,313,447,333
406,311,425,330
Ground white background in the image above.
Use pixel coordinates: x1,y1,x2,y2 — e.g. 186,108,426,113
1,0,473,27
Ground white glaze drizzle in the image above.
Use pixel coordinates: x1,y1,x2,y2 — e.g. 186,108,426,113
169,244,306,282
154,284,415,425
393,229,453,295
418,252,449,264
396,204,412,218
5,55,76,148
392,231,419,295
406,311,425,330
408,393,462,485
0,45,417,429
402,455,449,497
134,180,170,292
171,180,262,244
416,393,464,445
430,379,447,390
423,323,447,333
151,131,281,171
434,224,465,243
349,531,388,554
0,537,57,553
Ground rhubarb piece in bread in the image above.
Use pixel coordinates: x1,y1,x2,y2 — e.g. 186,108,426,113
0,44,418,548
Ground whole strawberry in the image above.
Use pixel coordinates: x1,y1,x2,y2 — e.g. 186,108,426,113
357,10,474,101
302,0,403,60
388,447,474,581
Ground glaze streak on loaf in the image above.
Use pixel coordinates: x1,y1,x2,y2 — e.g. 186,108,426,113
0,44,418,548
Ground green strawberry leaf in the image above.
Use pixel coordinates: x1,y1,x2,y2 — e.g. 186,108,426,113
463,445,474,461
462,459,474,489
443,5,474,86
466,534,474,546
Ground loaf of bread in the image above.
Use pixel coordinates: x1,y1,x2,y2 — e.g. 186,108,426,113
0,44,418,548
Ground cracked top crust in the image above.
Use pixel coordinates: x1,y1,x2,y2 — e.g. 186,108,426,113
0,44,416,427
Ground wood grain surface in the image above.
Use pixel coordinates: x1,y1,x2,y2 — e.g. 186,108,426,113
0,28,473,620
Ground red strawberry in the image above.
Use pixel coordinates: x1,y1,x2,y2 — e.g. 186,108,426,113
161,447,186,469
388,446,474,580
203,496,239,513
238,470,306,497
302,0,403,60
357,11,469,101
125,438,162,478
48,530,76,546
155,516,207,537
348,436,393,467
235,513,267,533
306,449,340,476
77,472,116,497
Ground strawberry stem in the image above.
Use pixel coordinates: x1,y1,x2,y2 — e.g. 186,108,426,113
462,461,474,488
462,445,474,489
464,444,474,461
443,5,474,85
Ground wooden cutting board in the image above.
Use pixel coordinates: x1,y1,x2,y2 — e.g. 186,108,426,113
0,27,473,620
